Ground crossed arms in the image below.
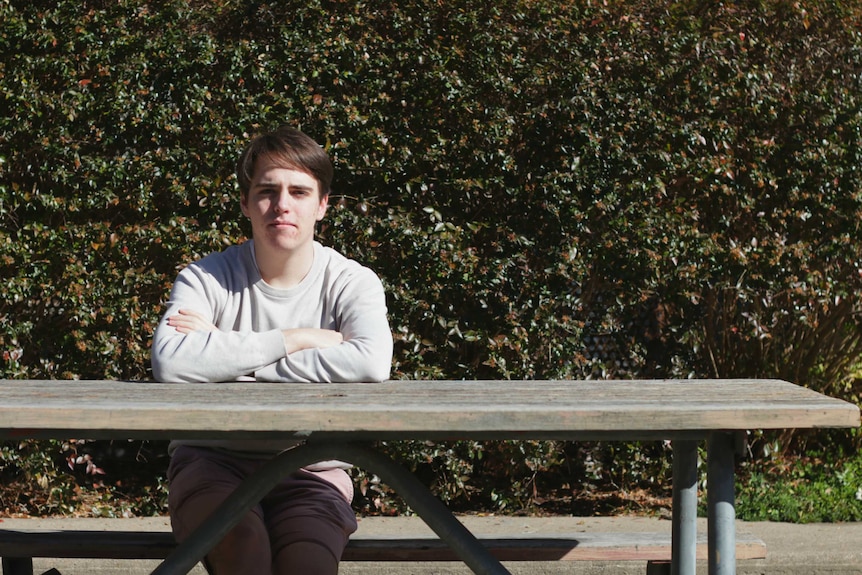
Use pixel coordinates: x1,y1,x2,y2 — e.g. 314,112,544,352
150,256,393,384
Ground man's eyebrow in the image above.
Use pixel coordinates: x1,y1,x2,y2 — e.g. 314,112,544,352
250,181,315,191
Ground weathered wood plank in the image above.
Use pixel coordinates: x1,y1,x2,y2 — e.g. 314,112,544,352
0,379,856,440
344,532,768,561
0,529,768,562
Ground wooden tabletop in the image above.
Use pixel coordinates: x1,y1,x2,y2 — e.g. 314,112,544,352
0,379,857,441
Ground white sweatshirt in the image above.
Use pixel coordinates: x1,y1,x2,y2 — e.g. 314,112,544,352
151,240,393,457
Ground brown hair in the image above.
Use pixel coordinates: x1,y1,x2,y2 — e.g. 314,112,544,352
235,126,333,198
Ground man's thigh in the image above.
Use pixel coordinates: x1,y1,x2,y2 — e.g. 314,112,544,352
168,446,357,559
167,446,267,537
263,468,358,562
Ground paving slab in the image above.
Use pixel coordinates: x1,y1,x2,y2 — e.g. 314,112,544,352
0,515,858,574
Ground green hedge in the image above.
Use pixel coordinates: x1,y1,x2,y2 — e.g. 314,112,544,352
2,0,862,516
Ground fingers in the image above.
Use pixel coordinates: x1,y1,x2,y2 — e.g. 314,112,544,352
319,329,344,348
166,309,218,334
282,328,343,355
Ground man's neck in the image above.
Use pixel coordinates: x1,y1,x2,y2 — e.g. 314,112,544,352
253,241,315,289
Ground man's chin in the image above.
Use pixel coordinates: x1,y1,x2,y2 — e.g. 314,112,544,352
261,234,312,252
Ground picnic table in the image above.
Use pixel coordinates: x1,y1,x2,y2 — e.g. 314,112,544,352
0,378,857,575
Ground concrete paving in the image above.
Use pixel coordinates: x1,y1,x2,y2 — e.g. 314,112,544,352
0,514,859,574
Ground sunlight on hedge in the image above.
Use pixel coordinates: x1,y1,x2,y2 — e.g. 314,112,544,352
1,0,861,517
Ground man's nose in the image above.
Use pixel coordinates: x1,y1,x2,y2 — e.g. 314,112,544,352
274,190,291,212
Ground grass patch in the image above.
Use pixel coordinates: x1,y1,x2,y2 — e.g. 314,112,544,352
734,451,862,523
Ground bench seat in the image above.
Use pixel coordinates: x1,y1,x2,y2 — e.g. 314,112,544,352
0,527,766,572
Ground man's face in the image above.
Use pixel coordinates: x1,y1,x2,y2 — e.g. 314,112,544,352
240,156,328,255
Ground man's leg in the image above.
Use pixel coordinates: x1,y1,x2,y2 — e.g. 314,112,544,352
168,446,272,575
267,468,358,575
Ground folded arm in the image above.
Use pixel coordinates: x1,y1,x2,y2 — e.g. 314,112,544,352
253,270,393,383
168,309,343,355
151,262,392,383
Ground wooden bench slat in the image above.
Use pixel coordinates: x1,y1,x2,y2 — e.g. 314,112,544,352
346,533,767,562
0,529,767,562
0,531,174,560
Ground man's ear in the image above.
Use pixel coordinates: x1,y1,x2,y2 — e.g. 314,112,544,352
316,194,329,221
240,193,249,217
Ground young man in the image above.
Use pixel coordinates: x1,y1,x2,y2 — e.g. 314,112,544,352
151,126,393,574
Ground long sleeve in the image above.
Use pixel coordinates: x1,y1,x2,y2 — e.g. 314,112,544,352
150,241,392,384
150,253,288,382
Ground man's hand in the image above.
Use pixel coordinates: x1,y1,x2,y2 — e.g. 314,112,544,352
166,309,219,334
167,311,341,355
282,328,343,355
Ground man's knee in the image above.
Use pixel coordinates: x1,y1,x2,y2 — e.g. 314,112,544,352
273,540,339,575
205,515,272,574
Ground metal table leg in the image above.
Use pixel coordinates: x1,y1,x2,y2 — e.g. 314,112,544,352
152,441,510,575
672,439,699,575
341,443,510,575
707,432,737,575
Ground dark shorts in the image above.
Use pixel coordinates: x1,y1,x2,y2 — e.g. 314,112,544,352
167,445,358,563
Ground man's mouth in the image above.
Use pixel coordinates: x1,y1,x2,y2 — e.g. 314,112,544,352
270,220,295,228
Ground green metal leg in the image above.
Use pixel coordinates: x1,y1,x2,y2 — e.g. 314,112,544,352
647,560,671,575
672,440,698,575
151,442,510,575
707,432,736,575
1,557,34,575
